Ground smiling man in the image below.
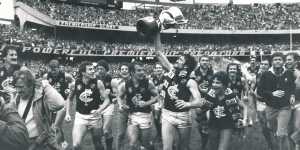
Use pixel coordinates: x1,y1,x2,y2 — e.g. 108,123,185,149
190,55,214,150
118,61,159,150
114,63,131,150
284,52,300,150
257,52,296,150
0,45,22,92
150,63,165,142
153,32,204,150
203,71,241,150
65,61,110,150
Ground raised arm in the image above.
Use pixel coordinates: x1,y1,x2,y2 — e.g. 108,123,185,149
153,32,173,72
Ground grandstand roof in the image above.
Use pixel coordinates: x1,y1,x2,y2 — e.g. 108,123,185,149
0,0,15,24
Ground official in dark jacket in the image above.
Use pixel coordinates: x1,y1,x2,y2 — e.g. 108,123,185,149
257,52,296,150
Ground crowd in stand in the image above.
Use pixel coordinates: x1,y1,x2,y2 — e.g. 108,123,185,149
18,0,300,30
0,24,49,47
1,24,298,56
52,3,151,29
181,3,300,30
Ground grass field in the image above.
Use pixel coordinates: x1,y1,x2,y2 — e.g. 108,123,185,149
62,103,269,150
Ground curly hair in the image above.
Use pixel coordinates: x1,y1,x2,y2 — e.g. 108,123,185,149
2,45,19,57
182,54,197,75
15,70,36,89
226,63,242,77
97,60,109,71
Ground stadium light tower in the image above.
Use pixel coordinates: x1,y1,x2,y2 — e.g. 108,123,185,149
290,24,293,51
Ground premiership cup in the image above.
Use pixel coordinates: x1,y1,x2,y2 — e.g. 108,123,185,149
136,16,161,37
136,7,187,37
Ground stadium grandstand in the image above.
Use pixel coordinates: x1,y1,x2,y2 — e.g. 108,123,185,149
0,0,299,72
14,0,300,30
1,0,300,149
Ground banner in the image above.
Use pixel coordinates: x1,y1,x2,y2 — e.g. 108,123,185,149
56,20,119,29
20,46,264,57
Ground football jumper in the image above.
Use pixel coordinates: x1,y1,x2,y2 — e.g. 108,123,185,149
203,89,241,129
125,78,152,113
75,78,102,114
162,70,191,112
193,67,214,93
228,77,244,99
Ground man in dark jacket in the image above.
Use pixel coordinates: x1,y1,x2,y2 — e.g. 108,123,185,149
0,94,30,150
257,52,296,150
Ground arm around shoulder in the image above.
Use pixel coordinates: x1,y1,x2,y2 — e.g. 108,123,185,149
187,79,204,109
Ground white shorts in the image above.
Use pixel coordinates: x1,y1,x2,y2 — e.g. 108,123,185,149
74,112,102,129
292,100,300,110
161,109,192,128
153,102,162,111
128,112,152,129
102,104,115,116
257,101,267,112
153,97,164,110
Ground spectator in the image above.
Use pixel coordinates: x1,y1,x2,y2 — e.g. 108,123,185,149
14,70,65,150
0,93,30,150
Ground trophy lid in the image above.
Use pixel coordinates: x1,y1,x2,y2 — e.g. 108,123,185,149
160,7,188,25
